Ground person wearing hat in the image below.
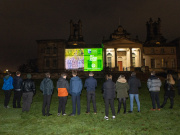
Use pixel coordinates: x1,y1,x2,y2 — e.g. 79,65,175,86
22,73,36,112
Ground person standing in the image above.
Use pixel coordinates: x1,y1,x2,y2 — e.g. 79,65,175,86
69,71,83,116
40,72,54,116
103,74,116,120
57,73,69,116
116,75,129,114
2,72,13,108
161,74,175,109
128,72,141,113
147,71,162,111
84,72,97,114
22,74,35,112
13,71,23,108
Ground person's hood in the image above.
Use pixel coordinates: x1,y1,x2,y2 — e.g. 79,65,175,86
117,78,127,83
4,75,10,80
71,76,81,81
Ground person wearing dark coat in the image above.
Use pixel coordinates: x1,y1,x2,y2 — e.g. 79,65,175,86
103,74,116,120
13,71,23,108
128,72,141,113
84,72,97,114
57,73,69,116
69,71,83,116
22,74,35,112
116,75,129,114
40,72,54,116
161,74,175,109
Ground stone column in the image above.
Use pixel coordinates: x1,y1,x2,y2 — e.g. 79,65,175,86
115,48,117,68
129,47,132,67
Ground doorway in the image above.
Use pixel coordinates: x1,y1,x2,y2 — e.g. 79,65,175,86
118,61,123,71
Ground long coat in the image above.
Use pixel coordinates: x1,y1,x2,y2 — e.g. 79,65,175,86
115,78,129,98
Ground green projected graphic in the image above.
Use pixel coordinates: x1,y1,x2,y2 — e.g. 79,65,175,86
65,48,103,71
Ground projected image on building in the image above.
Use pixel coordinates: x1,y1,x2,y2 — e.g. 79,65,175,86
65,48,103,71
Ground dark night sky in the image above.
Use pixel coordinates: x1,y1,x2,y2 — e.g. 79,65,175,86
0,0,180,72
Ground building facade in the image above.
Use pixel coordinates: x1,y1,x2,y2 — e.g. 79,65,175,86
37,18,178,72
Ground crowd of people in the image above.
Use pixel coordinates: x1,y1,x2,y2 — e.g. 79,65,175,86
1,70,179,120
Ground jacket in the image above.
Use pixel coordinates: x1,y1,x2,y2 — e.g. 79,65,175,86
147,75,161,92
84,76,97,91
57,77,69,97
40,77,54,95
22,79,36,94
128,75,141,94
2,75,13,90
69,76,82,96
116,78,129,98
103,79,116,99
13,76,23,91
163,80,175,97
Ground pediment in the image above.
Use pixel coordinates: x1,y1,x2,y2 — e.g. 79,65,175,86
103,38,142,48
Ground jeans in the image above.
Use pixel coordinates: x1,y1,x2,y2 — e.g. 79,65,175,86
13,91,22,108
42,95,52,115
71,95,81,115
87,91,97,112
58,96,67,114
129,94,140,111
150,92,160,109
4,90,11,107
104,98,115,117
22,92,33,112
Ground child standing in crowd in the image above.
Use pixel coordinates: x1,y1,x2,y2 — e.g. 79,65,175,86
13,71,23,108
69,71,83,116
116,75,129,114
57,73,69,116
147,71,162,111
22,74,35,112
40,72,54,116
161,74,175,109
2,72,13,108
103,74,116,120
84,71,97,114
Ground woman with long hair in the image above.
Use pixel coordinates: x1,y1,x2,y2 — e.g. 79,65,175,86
161,74,175,109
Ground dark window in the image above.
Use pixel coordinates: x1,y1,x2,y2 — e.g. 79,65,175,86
161,48,164,54
53,59,57,67
143,59,145,66
46,47,50,54
53,47,57,54
151,59,155,68
46,59,50,67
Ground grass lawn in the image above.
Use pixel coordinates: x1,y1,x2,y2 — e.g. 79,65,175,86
0,78,180,135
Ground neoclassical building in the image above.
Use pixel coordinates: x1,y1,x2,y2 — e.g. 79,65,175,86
37,18,178,72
